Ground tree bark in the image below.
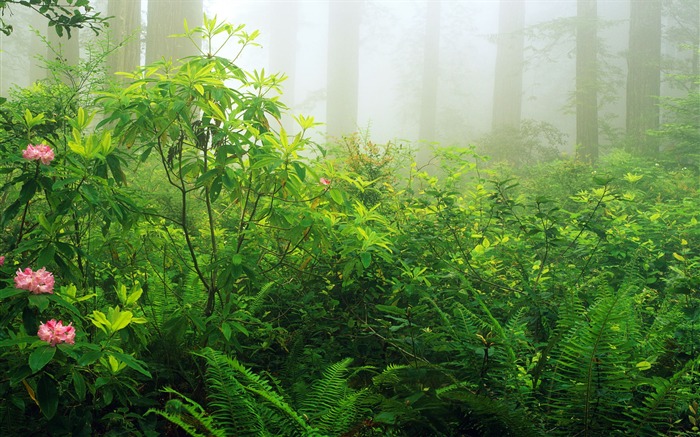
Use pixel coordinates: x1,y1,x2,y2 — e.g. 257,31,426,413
108,0,142,77
492,0,525,132
419,0,441,142
576,0,599,163
326,1,362,139
626,0,661,156
146,0,203,64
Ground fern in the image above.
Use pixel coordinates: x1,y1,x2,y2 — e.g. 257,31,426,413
545,286,639,436
146,387,226,437
248,281,275,316
436,384,542,437
626,356,700,436
194,348,370,436
198,347,315,436
299,357,372,433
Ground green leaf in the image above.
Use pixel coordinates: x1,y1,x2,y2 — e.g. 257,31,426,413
0,288,27,299
37,374,59,419
72,369,86,401
29,345,56,373
360,251,372,268
329,188,344,205
375,304,406,316
109,309,133,332
110,352,151,378
636,361,652,371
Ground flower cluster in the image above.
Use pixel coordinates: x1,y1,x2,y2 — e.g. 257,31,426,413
22,144,55,165
320,177,331,186
37,319,76,347
0,255,4,266
14,267,55,294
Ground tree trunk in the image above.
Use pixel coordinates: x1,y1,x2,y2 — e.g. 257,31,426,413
108,0,142,77
626,0,661,156
269,1,300,108
326,1,362,139
492,0,525,132
576,0,599,163
419,0,441,142
146,0,203,64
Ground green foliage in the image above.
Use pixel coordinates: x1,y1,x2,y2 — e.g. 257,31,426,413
150,348,373,436
0,9,697,437
0,0,107,37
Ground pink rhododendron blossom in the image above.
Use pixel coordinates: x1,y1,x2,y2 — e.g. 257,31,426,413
22,144,55,165
14,267,55,294
37,319,75,347
0,256,4,266
320,177,331,186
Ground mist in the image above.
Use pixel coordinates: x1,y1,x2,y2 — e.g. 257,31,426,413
0,0,697,162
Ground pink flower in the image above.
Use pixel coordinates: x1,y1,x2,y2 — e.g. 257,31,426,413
14,267,55,294
22,144,55,165
0,256,4,266
320,177,331,186
37,319,75,347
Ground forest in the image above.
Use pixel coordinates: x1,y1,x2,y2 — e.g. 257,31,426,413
0,0,698,436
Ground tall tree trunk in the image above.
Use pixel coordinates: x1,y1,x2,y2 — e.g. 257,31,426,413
326,1,362,139
492,0,525,132
419,0,441,142
108,0,142,77
626,0,661,156
269,0,299,108
146,0,203,64
576,0,599,163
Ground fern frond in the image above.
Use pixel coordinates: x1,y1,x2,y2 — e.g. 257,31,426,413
248,281,275,316
198,347,319,436
626,356,700,436
198,347,270,435
299,358,372,433
546,286,639,435
146,387,226,437
436,384,542,437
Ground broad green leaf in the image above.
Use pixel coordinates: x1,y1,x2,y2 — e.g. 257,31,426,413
72,369,86,401
360,251,372,268
37,374,58,419
110,352,151,378
109,309,133,333
635,361,652,371
29,345,56,373
0,288,27,300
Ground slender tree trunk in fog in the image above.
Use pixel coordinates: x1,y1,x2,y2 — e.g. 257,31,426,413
626,0,661,156
419,0,441,142
108,0,142,77
269,1,299,108
146,0,203,64
326,1,362,139
575,0,598,163
492,0,525,132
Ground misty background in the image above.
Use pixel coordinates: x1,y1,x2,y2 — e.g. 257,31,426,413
0,0,697,163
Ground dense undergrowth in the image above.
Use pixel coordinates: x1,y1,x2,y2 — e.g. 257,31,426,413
0,17,698,437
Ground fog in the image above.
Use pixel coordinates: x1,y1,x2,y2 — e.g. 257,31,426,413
0,0,697,160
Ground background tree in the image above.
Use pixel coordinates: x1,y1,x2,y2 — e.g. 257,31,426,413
576,0,599,162
326,0,363,139
107,0,142,77
418,0,441,142
268,0,300,108
145,0,203,63
626,0,661,156
491,0,525,132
